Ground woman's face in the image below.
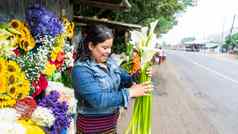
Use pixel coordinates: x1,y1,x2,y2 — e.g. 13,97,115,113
89,38,113,63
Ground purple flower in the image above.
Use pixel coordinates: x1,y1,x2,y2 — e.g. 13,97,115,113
38,90,71,134
25,4,64,38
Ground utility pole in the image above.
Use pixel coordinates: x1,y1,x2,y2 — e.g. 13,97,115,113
229,15,236,37
228,15,236,51
221,18,225,43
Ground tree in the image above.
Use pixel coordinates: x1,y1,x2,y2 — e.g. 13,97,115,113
224,32,238,51
73,0,193,53
74,0,193,34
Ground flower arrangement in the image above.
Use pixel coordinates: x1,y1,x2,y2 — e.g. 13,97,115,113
0,108,19,122
61,17,75,39
0,23,21,57
0,94,16,108
0,4,76,134
26,4,64,38
46,81,77,114
9,19,35,52
0,122,26,134
0,108,26,134
14,35,55,82
18,119,45,134
31,106,55,127
15,96,37,119
125,20,159,134
38,90,71,134
61,43,74,71
0,58,30,102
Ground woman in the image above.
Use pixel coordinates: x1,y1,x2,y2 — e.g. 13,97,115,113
72,25,152,134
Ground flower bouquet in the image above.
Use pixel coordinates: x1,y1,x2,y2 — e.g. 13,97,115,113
125,20,159,134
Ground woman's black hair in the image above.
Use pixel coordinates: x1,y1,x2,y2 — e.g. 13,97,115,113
77,24,113,61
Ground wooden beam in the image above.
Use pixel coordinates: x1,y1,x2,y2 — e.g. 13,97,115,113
79,0,131,11
73,16,142,30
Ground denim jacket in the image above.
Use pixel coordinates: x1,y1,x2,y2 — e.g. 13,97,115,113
72,57,132,115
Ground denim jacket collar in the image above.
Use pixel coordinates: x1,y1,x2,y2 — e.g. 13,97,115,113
75,57,117,72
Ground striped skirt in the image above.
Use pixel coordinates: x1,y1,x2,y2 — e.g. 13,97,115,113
76,112,119,134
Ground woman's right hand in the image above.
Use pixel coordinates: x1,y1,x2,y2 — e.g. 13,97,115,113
128,82,153,98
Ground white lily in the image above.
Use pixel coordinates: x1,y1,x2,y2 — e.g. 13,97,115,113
126,20,158,134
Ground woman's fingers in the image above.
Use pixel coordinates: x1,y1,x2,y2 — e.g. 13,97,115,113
129,82,154,97
142,82,153,93
145,67,153,77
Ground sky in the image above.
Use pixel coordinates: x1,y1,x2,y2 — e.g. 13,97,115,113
160,0,238,45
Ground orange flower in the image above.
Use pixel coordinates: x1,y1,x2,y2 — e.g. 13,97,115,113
131,50,141,74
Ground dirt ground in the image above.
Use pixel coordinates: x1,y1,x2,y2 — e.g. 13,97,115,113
118,61,219,134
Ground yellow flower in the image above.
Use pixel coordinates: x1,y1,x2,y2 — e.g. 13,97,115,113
0,59,8,94
0,78,7,94
7,84,18,98
9,19,24,30
0,94,16,108
51,47,62,61
18,119,45,134
19,38,35,52
62,17,75,39
9,34,20,48
0,57,6,76
13,73,30,99
9,19,36,51
7,73,18,85
43,62,56,76
54,34,65,48
7,60,21,74
21,26,31,39
16,80,30,99
0,59,30,100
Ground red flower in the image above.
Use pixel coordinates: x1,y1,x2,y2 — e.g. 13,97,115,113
56,51,64,62
13,48,21,56
32,74,48,98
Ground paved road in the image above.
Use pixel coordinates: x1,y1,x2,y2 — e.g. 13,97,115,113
118,50,238,134
163,50,238,134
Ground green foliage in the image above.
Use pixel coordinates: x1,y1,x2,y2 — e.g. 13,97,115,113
224,32,238,50
74,0,192,34
120,42,133,72
112,34,127,54
157,16,177,33
74,0,192,53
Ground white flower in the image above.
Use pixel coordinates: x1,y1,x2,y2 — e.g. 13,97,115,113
47,81,64,92
130,20,159,65
0,108,19,123
0,122,26,134
31,106,55,127
141,47,159,65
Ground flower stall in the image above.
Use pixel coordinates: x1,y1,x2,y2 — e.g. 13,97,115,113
0,3,77,134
